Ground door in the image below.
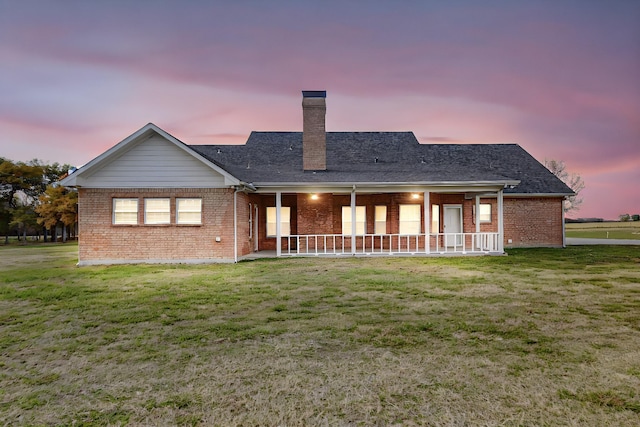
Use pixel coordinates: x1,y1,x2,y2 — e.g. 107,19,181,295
443,205,462,246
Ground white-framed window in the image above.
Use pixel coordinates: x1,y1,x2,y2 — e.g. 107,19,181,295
431,205,439,233
113,198,138,225
399,204,421,235
266,207,290,237
342,206,366,235
176,198,202,225
374,206,387,235
144,198,170,224
479,203,492,223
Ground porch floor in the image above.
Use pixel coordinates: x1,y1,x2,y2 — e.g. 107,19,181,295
239,249,504,261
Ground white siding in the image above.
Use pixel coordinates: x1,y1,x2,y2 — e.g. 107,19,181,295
81,135,227,188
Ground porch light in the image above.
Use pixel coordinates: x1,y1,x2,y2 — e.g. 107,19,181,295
411,193,420,199
310,193,319,200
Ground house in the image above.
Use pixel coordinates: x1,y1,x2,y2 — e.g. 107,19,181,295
60,91,573,265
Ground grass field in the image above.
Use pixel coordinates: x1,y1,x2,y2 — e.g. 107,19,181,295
1,243,640,426
566,221,640,240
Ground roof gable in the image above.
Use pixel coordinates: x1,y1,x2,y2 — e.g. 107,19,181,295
60,123,240,188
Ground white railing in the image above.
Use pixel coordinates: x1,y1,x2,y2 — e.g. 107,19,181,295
281,233,500,256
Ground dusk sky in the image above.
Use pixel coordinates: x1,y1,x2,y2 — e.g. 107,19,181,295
1,1,638,220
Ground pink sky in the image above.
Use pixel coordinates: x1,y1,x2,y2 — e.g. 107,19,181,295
1,1,638,220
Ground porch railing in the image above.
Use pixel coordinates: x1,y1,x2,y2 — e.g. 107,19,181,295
282,232,500,256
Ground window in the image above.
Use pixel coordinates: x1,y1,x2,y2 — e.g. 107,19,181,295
113,198,138,225
399,204,421,235
342,206,366,235
374,206,387,235
145,198,170,224
177,198,202,225
266,207,290,237
431,205,439,233
479,203,492,223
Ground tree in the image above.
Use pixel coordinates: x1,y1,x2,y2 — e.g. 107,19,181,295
9,201,39,243
619,213,631,222
0,158,73,243
0,158,46,243
544,159,585,213
35,184,77,242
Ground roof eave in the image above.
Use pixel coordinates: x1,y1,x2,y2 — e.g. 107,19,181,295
251,180,521,193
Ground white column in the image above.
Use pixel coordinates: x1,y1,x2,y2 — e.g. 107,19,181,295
424,191,430,254
276,191,282,257
233,190,238,263
351,188,356,254
497,189,504,252
475,194,480,250
562,199,566,248
475,195,480,234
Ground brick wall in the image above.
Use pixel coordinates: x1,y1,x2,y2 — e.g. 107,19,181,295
78,188,251,264
252,193,564,251
503,197,564,247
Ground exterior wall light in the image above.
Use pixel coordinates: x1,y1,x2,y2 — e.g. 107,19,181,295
310,193,319,200
412,193,420,199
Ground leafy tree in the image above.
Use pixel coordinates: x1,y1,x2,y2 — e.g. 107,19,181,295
619,213,631,222
544,159,585,213
1,158,73,243
35,184,77,242
1,158,46,243
9,201,39,243
0,158,45,207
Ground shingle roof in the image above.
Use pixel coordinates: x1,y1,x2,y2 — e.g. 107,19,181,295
190,132,573,195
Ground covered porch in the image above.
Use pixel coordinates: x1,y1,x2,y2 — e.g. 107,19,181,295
247,184,507,257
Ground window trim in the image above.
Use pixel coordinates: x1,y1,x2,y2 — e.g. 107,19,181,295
399,204,422,235
176,198,203,225
374,205,387,235
479,203,492,223
431,204,440,233
144,198,171,225
266,206,291,237
113,198,139,225
342,206,366,236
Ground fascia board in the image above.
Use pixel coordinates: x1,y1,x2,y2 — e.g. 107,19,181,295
252,180,519,194
505,192,575,197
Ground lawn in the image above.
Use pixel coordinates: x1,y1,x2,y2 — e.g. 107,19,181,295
566,221,640,240
1,244,639,426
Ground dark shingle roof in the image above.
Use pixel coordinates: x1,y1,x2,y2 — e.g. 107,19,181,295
190,132,573,195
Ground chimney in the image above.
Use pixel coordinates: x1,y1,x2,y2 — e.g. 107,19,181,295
302,90,326,171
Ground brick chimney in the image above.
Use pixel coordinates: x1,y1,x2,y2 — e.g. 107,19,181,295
302,90,327,171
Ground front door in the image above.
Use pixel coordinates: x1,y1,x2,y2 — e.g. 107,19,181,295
443,205,462,246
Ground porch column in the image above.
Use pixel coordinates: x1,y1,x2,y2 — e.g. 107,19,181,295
475,195,480,234
562,201,566,248
424,191,430,254
276,191,282,257
351,188,356,255
497,189,504,252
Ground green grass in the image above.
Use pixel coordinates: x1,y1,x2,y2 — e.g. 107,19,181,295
1,243,640,425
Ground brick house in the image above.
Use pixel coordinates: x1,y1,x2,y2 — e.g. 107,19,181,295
60,91,573,265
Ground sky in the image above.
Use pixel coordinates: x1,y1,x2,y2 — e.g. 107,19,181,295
1,1,638,220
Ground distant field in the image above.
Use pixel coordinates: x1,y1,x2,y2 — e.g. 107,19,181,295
566,222,640,240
